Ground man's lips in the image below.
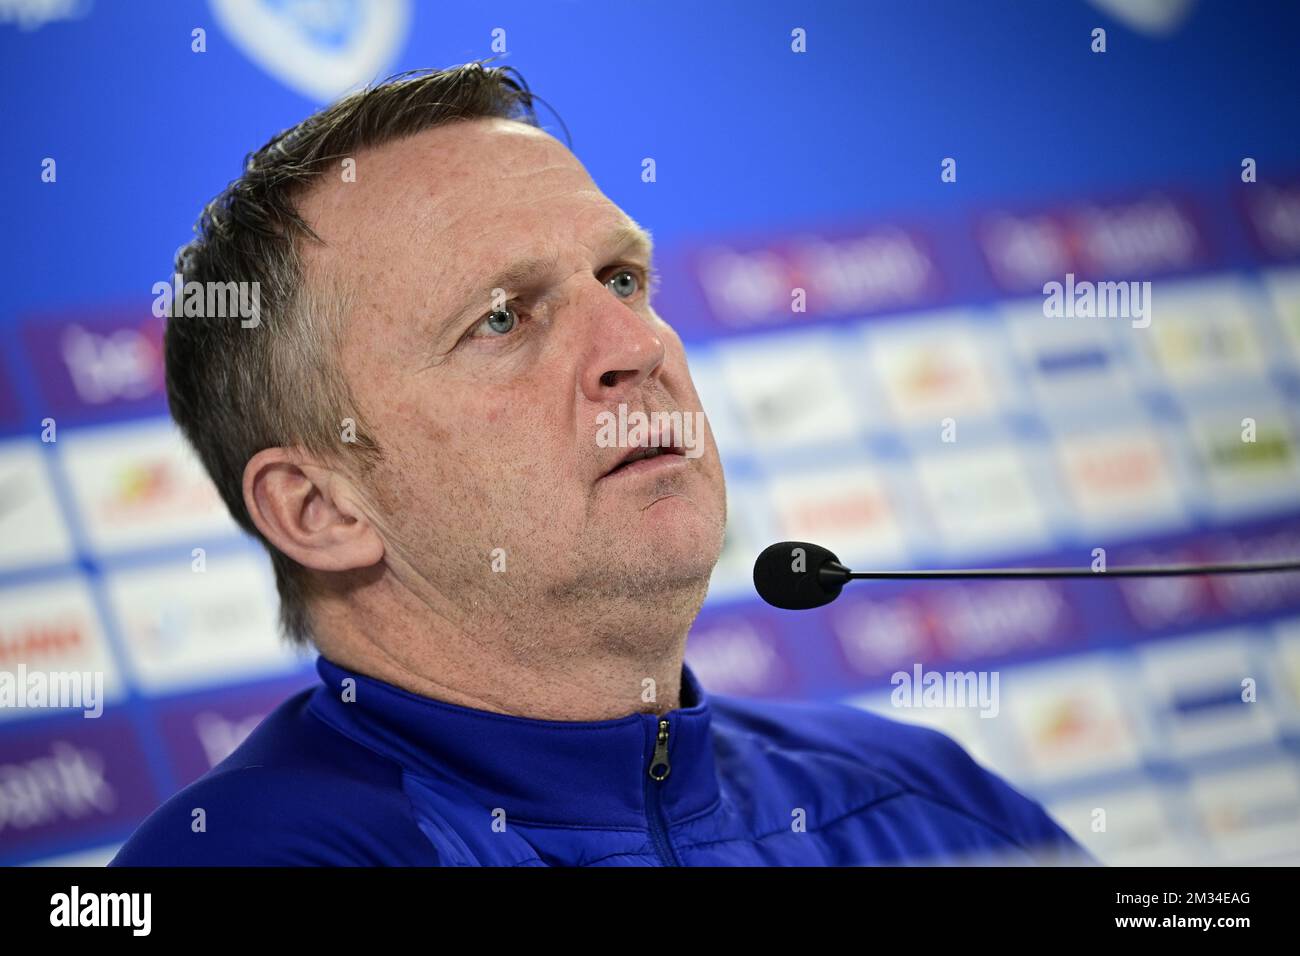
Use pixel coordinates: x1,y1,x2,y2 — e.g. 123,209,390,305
600,442,688,480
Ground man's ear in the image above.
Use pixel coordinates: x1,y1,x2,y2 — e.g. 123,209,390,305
242,447,384,573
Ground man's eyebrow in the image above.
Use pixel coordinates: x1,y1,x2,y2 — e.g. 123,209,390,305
607,221,655,261
435,222,656,336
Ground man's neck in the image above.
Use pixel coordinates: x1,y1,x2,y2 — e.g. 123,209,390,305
307,579,704,721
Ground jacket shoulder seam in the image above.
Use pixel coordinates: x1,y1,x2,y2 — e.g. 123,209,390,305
712,717,1043,853
301,701,442,861
673,788,1036,859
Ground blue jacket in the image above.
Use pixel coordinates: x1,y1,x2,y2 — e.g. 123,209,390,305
110,656,1096,866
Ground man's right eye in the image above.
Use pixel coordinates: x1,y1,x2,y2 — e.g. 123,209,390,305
471,306,519,337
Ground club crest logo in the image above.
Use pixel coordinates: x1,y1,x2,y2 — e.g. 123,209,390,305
1087,0,1196,36
209,0,411,101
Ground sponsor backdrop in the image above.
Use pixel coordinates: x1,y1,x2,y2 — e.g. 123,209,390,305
2,1,1299,865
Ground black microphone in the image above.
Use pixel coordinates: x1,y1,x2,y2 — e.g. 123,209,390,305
752,540,1300,611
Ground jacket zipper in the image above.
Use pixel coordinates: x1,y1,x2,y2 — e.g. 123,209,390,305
644,717,681,866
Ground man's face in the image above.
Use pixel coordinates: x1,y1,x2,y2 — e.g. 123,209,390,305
297,118,727,628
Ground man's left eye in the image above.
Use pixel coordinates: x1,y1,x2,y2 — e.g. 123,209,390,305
606,269,641,300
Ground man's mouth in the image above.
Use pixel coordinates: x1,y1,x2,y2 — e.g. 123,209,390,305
601,442,688,479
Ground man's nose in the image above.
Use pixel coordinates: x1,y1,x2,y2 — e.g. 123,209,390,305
576,282,667,403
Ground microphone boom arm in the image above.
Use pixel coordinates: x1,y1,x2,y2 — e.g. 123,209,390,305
834,560,1300,581
755,540,1300,611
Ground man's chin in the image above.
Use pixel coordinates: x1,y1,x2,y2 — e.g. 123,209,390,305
576,479,726,592
617,507,723,583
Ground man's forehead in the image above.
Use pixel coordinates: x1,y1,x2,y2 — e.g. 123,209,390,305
302,119,579,223
295,116,651,338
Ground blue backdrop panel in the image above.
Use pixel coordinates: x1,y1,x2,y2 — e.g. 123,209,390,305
1,0,1299,866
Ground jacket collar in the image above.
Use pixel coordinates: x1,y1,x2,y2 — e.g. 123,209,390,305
308,655,722,828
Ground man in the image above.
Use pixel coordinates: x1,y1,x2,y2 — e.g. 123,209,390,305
111,61,1094,866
